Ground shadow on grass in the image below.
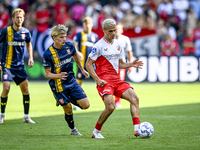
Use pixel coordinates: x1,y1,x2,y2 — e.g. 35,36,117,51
0,103,200,150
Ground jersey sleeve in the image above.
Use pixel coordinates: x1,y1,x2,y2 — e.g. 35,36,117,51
119,44,124,60
88,45,99,61
0,29,6,43
70,42,77,56
43,51,52,69
72,33,80,44
25,31,31,43
126,36,132,52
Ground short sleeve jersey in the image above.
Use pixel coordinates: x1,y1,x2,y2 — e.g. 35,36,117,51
0,26,31,70
116,34,132,62
43,42,77,93
73,31,98,67
88,37,124,80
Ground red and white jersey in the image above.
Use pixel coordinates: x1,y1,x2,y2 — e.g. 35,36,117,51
89,37,124,80
116,34,132,62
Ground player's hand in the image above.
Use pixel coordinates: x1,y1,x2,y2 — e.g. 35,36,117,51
132,58,143,69
82,69,89,78
28,59,34,68
97,78,107,87
60,72,68,80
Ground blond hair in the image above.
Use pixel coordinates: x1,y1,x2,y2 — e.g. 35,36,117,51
102,19,116,30
50,24,68,39
12,8,25,17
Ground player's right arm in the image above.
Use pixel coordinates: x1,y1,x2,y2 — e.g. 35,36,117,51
44,67,68,80
43,52,67,80
86,57,107,87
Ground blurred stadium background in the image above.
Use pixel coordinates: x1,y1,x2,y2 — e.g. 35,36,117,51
0,0,200,82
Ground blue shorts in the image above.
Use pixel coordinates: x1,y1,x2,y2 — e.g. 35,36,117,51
1,67,28,85
53,82,87,106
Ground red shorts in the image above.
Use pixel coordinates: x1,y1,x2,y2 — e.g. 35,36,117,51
97,78,133,100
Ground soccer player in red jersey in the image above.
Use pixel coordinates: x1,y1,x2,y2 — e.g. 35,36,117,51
86,18,143,138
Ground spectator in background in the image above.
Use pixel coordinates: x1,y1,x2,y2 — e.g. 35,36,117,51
165,22,176,40
186,6,198,30
121,9,136,30
36,2,51,33
118,0,131,13
167,9,181,32
55,5,70,25
160,34,180,56
85,0,102,29
194,20,200,57
173,0,189,22
18,0,30,13
157,0,173,21
3,0,14,17
181,28,195,56
146,0,157,12
190,0,200,20
0,4,10,30
69,0,86,25
52,0,69,17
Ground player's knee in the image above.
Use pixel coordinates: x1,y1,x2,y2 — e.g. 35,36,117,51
82,102,90,109
3,86,10,93
107,104,115,113
132,95,139,105
63,104,73,115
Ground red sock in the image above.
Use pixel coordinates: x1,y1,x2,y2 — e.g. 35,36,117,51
95,122,103,131
132,117,140,125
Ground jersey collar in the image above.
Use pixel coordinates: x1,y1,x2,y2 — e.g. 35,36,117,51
103,37,114,45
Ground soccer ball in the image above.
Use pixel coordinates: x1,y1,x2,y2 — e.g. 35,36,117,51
138,122,154,138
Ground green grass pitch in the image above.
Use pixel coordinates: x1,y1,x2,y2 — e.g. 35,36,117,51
0,81,200,150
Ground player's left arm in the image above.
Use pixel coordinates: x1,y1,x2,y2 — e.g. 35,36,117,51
26,41,34,68
119,58,143,69
73,51,89,78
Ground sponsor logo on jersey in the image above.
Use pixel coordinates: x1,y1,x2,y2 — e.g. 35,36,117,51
21,33,25,39
54,57,72,68
8,41,24,46
67,49,71,54
104,48,108,51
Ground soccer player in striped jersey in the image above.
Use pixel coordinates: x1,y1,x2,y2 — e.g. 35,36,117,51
86,19,143,138
72,16,98,110
43,24,90,135
0,8,35,124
